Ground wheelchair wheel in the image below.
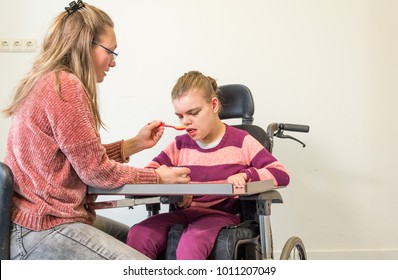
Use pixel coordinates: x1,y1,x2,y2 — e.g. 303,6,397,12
280,236,307,260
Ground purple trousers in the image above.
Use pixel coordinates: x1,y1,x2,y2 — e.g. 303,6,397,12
126,207,240,260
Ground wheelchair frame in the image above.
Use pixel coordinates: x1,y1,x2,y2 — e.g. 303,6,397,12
262,122,309,260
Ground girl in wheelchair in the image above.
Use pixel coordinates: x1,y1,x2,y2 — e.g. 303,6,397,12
126,70,290,260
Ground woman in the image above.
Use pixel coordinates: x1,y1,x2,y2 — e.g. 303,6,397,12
2,1,190,260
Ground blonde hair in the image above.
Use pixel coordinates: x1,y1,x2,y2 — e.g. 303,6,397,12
171,70,221,112
2,2,113,129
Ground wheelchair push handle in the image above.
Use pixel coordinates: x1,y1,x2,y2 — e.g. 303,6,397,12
267,122,310,150
279,123,309,133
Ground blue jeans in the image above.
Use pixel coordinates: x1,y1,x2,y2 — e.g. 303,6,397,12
10,215,149,260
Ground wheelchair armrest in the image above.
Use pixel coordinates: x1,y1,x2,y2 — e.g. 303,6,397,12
159,196,183,204
257,190,283,204
239,189,283,204
239,189,284,218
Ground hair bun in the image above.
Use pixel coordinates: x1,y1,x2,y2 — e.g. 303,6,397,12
207,76,218,91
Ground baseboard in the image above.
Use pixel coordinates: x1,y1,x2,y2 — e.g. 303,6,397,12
297,249,398,260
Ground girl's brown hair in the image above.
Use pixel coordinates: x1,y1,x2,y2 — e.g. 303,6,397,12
171,70,222,112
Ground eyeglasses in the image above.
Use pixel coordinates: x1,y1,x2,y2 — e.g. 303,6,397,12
92,41,118,61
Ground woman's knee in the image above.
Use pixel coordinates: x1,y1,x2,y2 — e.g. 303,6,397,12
93,215,130,243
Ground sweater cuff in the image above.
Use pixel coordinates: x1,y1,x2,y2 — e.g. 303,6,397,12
104,140,129,163
242,169,252,182
136,168,160,184
120,140,129,163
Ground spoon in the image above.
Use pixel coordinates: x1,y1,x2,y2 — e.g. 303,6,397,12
161,123,186,131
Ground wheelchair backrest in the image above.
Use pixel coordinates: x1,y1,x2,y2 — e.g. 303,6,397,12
218,84,254,125
218,84,271,152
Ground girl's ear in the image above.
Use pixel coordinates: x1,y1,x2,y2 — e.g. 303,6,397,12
211,97,220,113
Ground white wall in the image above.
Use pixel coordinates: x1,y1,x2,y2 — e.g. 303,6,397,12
1,0,397,260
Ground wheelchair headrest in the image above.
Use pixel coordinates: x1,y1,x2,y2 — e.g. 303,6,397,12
218,84,254,125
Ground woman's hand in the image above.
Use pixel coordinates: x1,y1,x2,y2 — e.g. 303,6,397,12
136,120,165,149
155,165,191,184
227,173,247,188
123,120,164,157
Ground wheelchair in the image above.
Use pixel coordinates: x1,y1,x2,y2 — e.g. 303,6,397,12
0,84,310,260
158,84,309,260
101,84,309,260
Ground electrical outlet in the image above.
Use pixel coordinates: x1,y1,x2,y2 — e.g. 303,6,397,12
11,40,24,51
24,39,38,52
0,38,38,52
0,39,11,52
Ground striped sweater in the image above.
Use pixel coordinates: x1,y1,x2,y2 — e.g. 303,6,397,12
4,71,159,231
146,124,289,210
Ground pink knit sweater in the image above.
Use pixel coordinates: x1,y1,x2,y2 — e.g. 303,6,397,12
4,71,159,231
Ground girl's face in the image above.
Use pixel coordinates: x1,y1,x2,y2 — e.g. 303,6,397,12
173,88,224,144
91,26,117,83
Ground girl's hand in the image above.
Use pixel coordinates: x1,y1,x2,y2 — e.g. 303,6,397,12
227,173,247,188
178,195,193,208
